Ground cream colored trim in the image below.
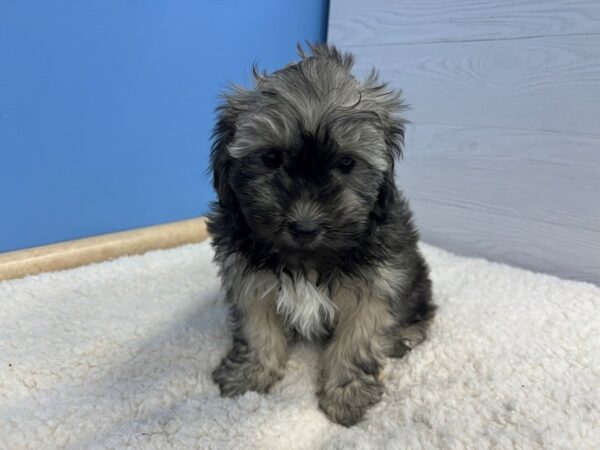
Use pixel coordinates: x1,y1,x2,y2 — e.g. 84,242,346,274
0,217,209,281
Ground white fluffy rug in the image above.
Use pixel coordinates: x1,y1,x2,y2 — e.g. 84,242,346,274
1,241,599,449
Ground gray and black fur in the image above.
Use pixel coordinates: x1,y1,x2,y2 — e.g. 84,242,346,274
208,44,435,427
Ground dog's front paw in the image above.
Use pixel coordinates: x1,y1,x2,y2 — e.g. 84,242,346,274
318,376,383,427
212,351,281,397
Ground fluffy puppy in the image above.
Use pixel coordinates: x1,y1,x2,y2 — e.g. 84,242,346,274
208,44,435,426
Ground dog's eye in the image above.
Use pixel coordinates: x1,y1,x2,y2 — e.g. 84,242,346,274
337,156,356,173
261,149,283,169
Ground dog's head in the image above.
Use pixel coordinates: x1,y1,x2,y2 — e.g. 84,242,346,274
211,45,406,259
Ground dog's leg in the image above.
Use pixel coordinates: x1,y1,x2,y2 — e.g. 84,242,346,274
212,298,287,396
212,267,288,397
389,262,436,358
317,287,393,427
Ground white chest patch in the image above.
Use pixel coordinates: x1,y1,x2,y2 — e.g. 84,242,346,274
275,271,335,339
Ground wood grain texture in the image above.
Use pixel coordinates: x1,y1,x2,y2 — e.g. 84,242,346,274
347,36,600,135
330,0,600,283
399,124,600,283
329,0,600,46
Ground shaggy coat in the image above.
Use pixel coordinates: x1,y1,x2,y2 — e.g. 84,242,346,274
208,44,435,426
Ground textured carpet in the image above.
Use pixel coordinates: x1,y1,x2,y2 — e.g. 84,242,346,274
1,240,598,449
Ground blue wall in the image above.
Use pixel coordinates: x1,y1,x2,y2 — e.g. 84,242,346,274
0,0,328,252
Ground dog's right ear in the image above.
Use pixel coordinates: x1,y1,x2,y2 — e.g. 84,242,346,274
210,87,254,205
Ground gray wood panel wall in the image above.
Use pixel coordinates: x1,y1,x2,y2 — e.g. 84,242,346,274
329,0,600,284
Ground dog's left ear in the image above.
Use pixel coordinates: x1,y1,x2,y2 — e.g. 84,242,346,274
210,87,254,205
361,69,408,162
383,116,405,162
373,106,406,222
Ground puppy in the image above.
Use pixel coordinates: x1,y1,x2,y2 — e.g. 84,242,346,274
208,44,435,426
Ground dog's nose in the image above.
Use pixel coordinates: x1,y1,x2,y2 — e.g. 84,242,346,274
288,220,321,243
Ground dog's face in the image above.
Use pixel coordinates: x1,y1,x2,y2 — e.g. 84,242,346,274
229,123,384,254
211,46,406,260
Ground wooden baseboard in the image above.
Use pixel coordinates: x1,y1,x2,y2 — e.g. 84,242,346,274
0,217,208,282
